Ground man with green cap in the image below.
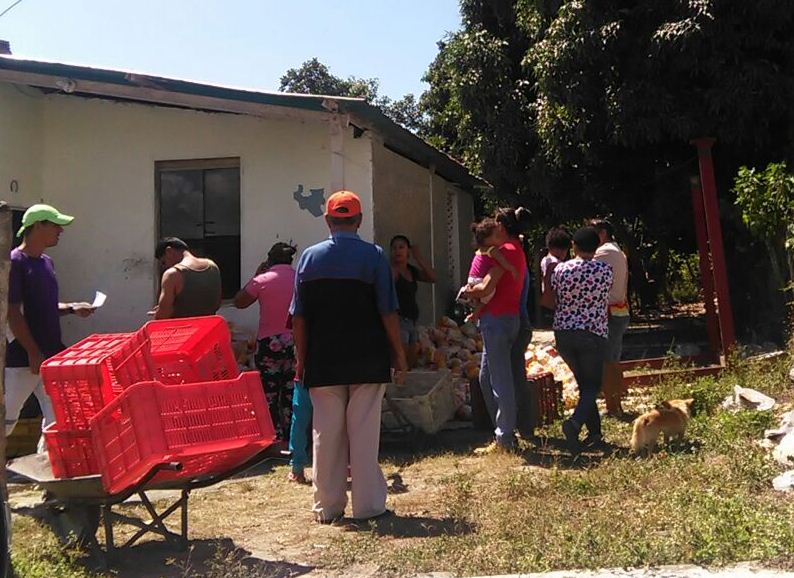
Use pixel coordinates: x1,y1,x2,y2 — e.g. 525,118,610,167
5,204,95,443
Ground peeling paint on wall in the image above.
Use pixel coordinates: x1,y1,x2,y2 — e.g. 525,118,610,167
293,184,326,217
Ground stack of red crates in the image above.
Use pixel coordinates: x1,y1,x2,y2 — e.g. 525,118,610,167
40,316,276,494
41,331,153,478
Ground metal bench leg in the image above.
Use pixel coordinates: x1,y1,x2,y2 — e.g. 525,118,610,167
102,504,115,561
180,490,189,549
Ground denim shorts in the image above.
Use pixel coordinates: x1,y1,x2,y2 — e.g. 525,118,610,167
399,317,417,345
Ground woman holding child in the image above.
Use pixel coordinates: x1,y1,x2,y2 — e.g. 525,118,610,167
464,208,531,453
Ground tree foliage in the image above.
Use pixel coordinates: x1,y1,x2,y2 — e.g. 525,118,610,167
421,0,794,334
279,58,425,132
733,162,794,294
529,0,794,168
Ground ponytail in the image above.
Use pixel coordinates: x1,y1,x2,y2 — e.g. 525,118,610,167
495,206,531,237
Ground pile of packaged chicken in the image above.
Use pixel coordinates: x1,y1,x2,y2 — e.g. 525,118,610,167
415,316,580,413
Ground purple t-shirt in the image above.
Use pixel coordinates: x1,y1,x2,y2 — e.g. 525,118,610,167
6,248,64,367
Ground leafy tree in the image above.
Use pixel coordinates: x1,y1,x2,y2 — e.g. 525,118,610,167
279,58,425,132
279,57,380,100
733,162,794,296
421,0,550,209
422,0,794,335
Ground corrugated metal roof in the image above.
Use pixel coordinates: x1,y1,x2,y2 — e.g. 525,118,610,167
0,55,489,192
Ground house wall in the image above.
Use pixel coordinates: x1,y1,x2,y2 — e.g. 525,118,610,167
0,83,374,343
371,141,474,325
0,83,43,209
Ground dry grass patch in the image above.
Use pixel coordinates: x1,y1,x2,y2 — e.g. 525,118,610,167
9,354,794,577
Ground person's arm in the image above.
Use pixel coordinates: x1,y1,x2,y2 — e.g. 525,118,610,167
255,261,270,276
292,314,307,382
465,302,485,323
411,246,437,283
381,312,408,380
289,254,307,379
233,275,258,309
154,268,180,320
58,302,95,318
486,246,517,279
374,248,407,382
233,289,256,309
8,304,44,373
465,266,506,299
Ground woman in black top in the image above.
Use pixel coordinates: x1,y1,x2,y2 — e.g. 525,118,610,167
390,235,436,368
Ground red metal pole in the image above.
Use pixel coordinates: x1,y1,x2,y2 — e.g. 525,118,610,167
690,176,723,362
692,138,736,354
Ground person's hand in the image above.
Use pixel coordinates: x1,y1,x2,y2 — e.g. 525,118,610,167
294,359,304,382
147,306,158,317
29,350,45,375
392,352,408,385
71,302,96,318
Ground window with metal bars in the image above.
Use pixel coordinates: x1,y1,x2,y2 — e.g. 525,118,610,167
155,158,241,299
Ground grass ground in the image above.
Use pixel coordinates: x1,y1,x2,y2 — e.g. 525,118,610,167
9,354,794,578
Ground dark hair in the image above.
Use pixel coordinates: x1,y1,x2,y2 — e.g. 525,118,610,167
495,206,532,237
588,218,614,240
572,227,600,254
390,235,411,248
155,237,189,259
327,214,361,227
471,218,499,248
545,227,572,251
266,242,297,266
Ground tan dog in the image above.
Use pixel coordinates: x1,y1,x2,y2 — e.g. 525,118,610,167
630,398,694,454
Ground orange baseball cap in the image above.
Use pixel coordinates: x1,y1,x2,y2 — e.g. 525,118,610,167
325,190,361,218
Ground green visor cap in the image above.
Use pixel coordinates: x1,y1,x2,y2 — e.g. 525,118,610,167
17,204,75,237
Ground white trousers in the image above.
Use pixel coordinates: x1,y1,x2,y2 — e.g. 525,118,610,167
310,383,387,521
4,367,56,449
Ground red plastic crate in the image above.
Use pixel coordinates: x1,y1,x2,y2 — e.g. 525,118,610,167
41,332,154,429
144,316,239,385
90,372,276,495
43,424,99,478
529,371,563,426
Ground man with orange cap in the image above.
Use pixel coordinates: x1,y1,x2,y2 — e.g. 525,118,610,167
290,190,407,524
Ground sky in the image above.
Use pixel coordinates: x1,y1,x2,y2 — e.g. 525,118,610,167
0,0,462,99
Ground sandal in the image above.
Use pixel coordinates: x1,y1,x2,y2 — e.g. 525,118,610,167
287,471,309,484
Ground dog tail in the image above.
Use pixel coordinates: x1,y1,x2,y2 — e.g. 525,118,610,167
629,416,648,453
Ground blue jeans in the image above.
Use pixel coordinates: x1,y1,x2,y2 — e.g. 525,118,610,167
289,381,313,473
554,330,607,438
478,313,520,446
606,314,630,363
512,322,534,436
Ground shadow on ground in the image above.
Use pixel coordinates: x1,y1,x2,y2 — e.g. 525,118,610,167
340,513,472,538
382,425,631,471
109,538,313,578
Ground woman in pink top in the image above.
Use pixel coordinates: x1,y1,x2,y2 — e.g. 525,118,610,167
465,208,531,453
234,242,297,442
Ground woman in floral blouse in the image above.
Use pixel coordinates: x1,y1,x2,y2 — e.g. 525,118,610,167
551,227,613,453
234,242,298,442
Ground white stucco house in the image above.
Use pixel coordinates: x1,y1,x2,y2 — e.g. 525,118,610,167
0,50,486,344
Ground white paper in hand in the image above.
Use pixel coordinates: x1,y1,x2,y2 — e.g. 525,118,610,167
91,291,107,308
